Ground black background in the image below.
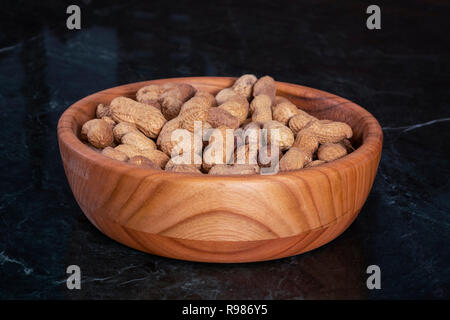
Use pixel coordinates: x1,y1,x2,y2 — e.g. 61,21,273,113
0,0,449,299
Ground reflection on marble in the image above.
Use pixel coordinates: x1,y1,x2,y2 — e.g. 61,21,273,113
0,0,449,299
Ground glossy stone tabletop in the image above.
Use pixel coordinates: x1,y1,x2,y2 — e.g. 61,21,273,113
0,1,448,299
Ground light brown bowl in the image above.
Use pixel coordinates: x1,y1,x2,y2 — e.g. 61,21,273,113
57,77,383,263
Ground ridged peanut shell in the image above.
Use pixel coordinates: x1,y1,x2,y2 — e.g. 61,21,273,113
251,99,272,124
81,118,114,149
194,90,217,107
160,83,197,120
272,102,300,125
113,122,140,143
273,96,291,110
218,96,249,124
293,129,319,155
115,144,169,168
156,117,182,146
231,74,257,100
288,111,318,134
279,147,307,171
136,84,162,106
250,94,272,114
101,116,116,128
317,143,348,162
96,104,111,118
121,131,156,150
307,121,353,144
180,107,209,132
253,75,276,102
207,107,240,129
215,88,238,105
101,146,128,162
263,121,294,151
110,96,167,139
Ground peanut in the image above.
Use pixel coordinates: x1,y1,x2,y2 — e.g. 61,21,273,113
110,97,166,138
305,120,353,144
101,146,129,162
317,143,347,162
272,101,300,126
215,88,238,105
288,111,318,134
136,84,162,106
250,94,271,114
263,120,294,151
160,83,196,120
279,147,307,171
251,96,272,124
96,103,111,118
231,74,257,100
253,75,276,102
160,128,201,158
194,90,217,108
218,95,249,124
128,155,161,170
115,144,169,168
179,93,215,132
206,107,240,129
292,128,319,155
81,119,114,149
121,131,156,150
156,117,182,146
113,122,140,142
273,96,290,109
101,116,116,128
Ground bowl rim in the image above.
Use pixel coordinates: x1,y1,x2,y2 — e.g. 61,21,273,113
57,76,383,180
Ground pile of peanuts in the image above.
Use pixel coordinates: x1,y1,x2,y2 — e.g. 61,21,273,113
80,75,354,175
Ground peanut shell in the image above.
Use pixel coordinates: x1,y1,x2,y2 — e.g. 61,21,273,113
81,118,114,149
279,147,307,171
231,74,257,100
110,96,167,138
101,146,128,161
317,143,347,162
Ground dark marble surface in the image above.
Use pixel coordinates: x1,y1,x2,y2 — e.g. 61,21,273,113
0,0,449,299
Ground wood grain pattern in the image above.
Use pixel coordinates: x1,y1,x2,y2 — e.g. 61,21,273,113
57,77,383,263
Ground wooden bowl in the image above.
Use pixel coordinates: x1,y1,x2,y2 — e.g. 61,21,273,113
57,77,383,263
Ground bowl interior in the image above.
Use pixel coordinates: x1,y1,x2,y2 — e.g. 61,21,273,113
59,77,382,177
